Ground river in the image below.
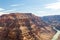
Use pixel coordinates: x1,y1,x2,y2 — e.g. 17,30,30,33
52,27,60,40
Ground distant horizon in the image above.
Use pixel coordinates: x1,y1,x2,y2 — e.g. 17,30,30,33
0,12,60,17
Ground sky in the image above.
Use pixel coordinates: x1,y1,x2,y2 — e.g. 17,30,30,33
0,0,60,16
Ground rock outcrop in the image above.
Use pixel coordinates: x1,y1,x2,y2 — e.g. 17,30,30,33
0,13,56,40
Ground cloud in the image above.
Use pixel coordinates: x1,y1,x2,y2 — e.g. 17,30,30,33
0,12,9,16
2,9,17,13
10,4,24,7
31,11,49,16
0,8,5,11
10,4,19,7
32,10,60,16
57,0,60,1
45,2,60,10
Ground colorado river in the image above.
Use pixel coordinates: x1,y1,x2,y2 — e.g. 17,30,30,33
52,27,60,40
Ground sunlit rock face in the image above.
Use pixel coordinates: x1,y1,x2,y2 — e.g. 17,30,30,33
0,13,56,40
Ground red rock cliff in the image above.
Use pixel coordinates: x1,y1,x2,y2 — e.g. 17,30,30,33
0,13,56,40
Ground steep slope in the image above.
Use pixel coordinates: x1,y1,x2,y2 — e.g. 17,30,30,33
57,35,60,40
41,15,60,40
0,13,56,40
41,15,60,30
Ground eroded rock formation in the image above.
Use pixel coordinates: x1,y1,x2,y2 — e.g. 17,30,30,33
0,13,56,40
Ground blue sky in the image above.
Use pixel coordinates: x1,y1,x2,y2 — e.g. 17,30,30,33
0,0,60,16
